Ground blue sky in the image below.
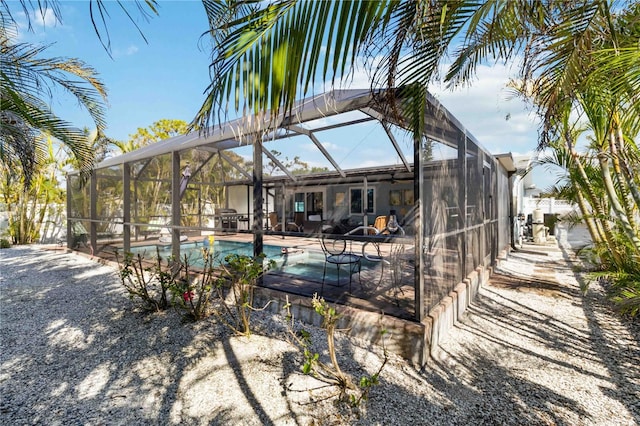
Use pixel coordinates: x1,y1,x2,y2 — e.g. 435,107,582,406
12,1,561,190
13,2,212,139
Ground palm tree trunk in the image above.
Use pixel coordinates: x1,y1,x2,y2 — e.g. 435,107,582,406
572,150,623,265
608,128,638,232
597,152,640,253
613,123,640,212
18,192,28,244
573,186,601,244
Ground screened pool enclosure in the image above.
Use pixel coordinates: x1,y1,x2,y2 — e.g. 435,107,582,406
67,88,515,324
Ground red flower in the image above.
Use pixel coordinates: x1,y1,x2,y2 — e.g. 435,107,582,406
182,291,194,302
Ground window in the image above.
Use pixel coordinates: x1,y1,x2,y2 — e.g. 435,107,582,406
306,191,323,213
291,190,324,217
350,187,375,214
294,193,305,213
389,190,401,206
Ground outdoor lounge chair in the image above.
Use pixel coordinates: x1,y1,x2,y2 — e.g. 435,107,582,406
293,212,305,232
140,217,167,240
158,222,188,244
158,234,189,244
303,214,324,234
269,212,282,231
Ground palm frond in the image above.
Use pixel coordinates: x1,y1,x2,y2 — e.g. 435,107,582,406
528,1,606,141
445,0,543,89
195,0,409,132
611,286,640,317
0,0,158,56
1,88,94,172
0,24,109,186
0,115,41,187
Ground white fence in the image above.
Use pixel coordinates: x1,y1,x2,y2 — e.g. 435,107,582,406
0,204,67,244
522,197,576,216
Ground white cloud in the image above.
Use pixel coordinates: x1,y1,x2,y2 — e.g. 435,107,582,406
320,142,341,151
333,58,541,155
126,45,139,55
113,45,140,58
345,60,554,187
9,6,70,41
33,7,58,28
315,56,549,185
429,63,540,155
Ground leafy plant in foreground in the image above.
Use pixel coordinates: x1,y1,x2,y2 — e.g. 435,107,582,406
581,233,640,318
169,248,218,321
284,294,388,406
213,253,275,336
115,247,176,312
588,265,640,318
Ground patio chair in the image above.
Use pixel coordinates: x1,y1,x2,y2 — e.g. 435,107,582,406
360,240,407,300
269,212,301,232
319,235,361,295
269,212,282,231
372,215,389,234
388,242,407,304
360,241,386,292
293,212,305,232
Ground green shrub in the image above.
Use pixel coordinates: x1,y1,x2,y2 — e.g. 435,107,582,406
212,253,275,336
0,238,11,249
590,268,640,318
169,249,218,321
115,247,176,312
284,294,388,407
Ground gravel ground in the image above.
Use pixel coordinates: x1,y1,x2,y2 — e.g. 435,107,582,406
1,224,638,425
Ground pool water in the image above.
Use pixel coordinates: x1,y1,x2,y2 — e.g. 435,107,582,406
128,240,375,283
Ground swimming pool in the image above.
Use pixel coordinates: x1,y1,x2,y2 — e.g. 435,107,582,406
127,239,375,283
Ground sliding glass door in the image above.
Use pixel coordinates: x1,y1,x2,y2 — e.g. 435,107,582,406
289,189,325,219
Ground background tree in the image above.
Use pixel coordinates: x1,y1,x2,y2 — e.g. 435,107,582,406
0,137,68,244
122,119,189,226
120,118,251,227
513,2,640,314
128,118,189,148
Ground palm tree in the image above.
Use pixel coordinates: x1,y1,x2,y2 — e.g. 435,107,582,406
0,1,159,187
0,23,107,187
1,135,67,244
193,2,634,135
